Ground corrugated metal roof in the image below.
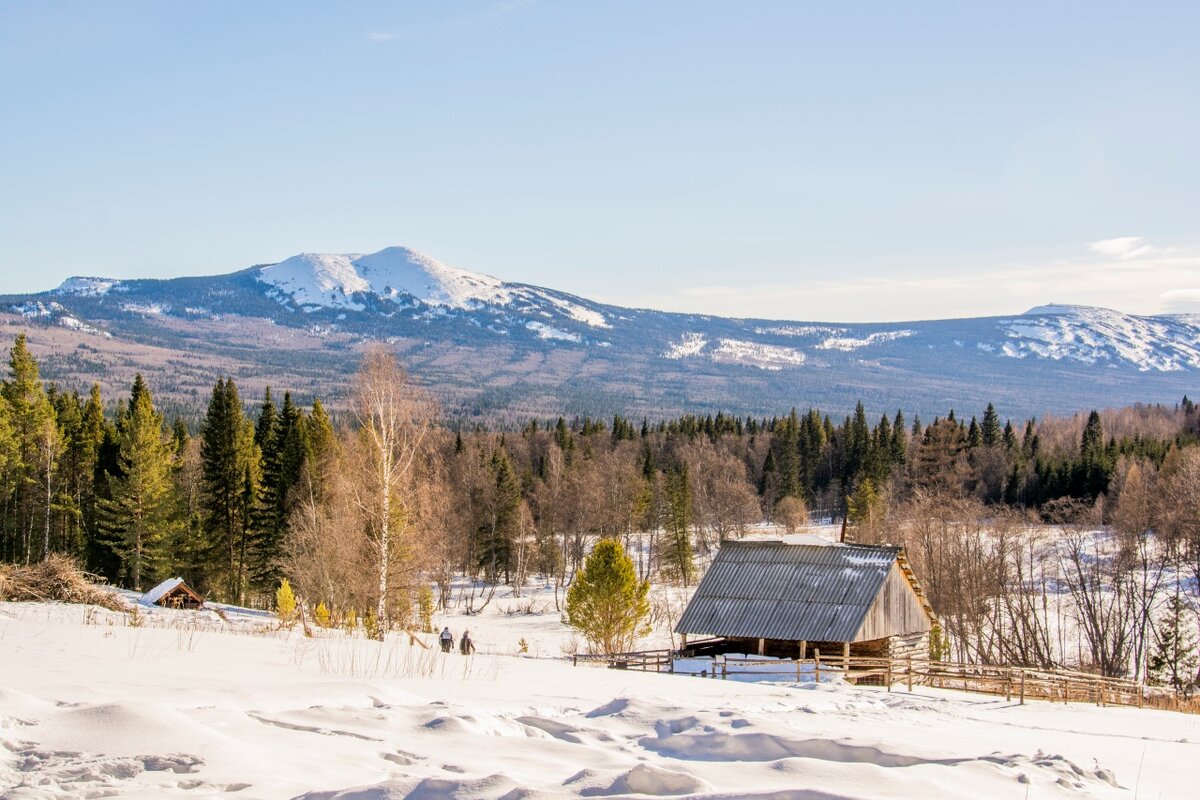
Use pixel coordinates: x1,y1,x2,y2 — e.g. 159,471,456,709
675,541,899,642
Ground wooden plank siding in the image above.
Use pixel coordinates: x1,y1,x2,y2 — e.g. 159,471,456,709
853,562,933,642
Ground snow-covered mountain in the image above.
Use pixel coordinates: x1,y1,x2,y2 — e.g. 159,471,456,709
5,246,1199,418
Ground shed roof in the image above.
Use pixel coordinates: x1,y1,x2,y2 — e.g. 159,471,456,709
140,577,203,607
675,540,905,642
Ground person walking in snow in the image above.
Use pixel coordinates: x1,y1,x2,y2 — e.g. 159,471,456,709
439,626,453,653
459,630,475,656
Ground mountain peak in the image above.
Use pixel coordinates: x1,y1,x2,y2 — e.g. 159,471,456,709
255,246,510,311
1022,303,1120,317
53,276,121,297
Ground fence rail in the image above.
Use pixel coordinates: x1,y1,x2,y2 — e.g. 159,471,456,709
572,647,1194,713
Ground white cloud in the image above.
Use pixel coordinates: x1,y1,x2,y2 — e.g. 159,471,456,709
1088,236,1156,260
367,31,395,42
1160,288,1200,313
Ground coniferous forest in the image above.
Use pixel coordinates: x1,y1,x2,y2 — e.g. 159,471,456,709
2,332,1199,680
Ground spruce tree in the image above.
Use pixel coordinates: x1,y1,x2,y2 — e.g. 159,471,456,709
981,403,1001,447
200,378,261,603
3,333,59,562
98,375,174,590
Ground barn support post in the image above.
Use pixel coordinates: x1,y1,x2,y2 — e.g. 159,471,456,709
757,638,765,656
842,641,849,671
798,640,807,660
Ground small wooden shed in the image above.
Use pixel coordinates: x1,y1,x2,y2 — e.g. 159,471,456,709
675,539,936,662
140,577,205,610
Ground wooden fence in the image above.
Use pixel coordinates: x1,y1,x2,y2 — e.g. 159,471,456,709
572,648,1192,712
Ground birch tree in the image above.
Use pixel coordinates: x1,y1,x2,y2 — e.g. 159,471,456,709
351,347,435,634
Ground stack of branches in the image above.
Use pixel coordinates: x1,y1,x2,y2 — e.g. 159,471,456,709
0,555,127,611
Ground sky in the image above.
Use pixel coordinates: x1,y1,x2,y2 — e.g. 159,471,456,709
1,1,1199,322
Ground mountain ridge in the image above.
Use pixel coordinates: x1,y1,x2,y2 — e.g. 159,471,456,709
5,246,1199,420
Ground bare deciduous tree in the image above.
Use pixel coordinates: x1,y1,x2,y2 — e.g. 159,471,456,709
349,347,437,632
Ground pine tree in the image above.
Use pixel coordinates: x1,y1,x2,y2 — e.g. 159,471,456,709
98,375,174,590
565,538,650,654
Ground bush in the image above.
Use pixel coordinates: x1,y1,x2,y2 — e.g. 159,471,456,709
566,538,651,654
276,579,297,627
418,585,435,634
314,601,331,628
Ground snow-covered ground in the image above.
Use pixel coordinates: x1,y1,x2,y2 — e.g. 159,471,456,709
3,585,1198,800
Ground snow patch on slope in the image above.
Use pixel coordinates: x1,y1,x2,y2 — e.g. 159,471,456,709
711,339,806,370
526,321,581,342
755,325,845,338
662,332,708,359
816,330,915,351
996,307,1200,371
526,289,610,328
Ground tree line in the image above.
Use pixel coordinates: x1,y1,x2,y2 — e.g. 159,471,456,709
1,332,1198,685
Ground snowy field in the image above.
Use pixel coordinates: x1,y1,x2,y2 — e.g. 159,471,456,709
3,589,1199,800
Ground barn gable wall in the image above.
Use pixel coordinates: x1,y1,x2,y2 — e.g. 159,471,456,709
853,562,932,642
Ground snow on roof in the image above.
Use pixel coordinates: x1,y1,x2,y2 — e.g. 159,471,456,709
140,577,185,606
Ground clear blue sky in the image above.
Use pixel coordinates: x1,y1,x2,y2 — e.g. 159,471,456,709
2,1,1198,321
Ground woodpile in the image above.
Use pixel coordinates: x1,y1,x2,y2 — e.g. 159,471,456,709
0,555,126,611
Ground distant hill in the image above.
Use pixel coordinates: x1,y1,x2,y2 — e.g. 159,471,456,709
2,246,1198,420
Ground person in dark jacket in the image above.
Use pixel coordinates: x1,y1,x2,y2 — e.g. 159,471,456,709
439,626,453,653
459,630,475,655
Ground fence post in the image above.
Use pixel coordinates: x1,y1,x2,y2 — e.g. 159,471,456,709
886,659,892,691
796,659,801,683
907,654,913,692
1019,670,1025,705
814,649,821,684
573,654,577,667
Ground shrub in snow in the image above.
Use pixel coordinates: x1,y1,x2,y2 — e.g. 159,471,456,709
315,602,331,628
566,538,650,654
364,610,380,640
276,579,297,628
418,585,435,634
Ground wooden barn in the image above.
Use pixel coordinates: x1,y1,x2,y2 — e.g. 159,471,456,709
140,577,205,610
675,539,936,663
